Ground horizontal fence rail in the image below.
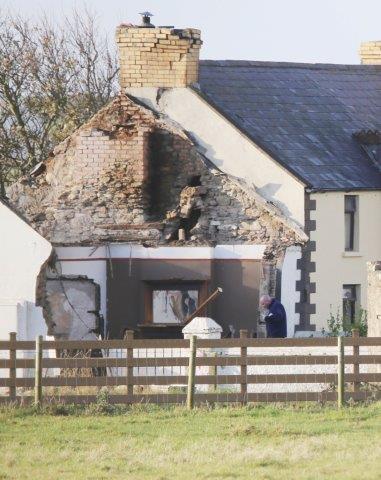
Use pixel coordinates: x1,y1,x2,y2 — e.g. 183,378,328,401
0,330,380,407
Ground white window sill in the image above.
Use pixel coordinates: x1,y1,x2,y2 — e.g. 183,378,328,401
342,251,362,258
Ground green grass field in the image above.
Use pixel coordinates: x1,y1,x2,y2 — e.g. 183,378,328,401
0,402,380,480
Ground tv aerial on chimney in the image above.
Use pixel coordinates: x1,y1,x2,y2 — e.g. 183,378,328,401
139,11,155,27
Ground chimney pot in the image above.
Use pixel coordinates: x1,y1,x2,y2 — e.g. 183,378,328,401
139,11,155,28
116,15,202,89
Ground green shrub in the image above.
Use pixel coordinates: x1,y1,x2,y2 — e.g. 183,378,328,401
326,307,367,336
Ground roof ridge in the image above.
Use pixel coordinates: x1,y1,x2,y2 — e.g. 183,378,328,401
199,60,381,71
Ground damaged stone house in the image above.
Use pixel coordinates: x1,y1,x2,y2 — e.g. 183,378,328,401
3,14,381,340
4,91,304,340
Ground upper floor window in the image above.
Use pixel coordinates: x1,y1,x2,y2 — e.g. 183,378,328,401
344,195,358,251
353,129,381,171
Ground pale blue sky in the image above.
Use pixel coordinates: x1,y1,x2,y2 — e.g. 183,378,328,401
3,0,380,64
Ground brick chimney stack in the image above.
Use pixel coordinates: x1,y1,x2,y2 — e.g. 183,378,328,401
116,13,202,89
359,41,381,65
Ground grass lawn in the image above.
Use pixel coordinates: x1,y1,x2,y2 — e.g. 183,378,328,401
0,402,380,480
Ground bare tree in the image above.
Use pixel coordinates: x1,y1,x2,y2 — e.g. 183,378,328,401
0,10,118,196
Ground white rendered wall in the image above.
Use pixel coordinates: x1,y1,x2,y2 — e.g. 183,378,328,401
281,246,302,336
126,87,306,227
0,202,52,303
0,202,52,340
0,303,18,339
310,191,381,330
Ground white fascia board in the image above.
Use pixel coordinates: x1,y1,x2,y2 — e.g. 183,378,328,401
55,245,107,260
213,245,266,259
56,244,266,261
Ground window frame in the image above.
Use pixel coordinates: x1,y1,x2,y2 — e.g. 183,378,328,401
344,195,358,252
144,280,208,326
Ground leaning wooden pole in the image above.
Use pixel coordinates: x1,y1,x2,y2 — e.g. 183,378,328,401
183,288,223,326
337,335,345,408
34,335,43,406
187,335,197,410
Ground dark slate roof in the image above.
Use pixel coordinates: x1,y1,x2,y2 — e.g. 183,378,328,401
198,61,381,190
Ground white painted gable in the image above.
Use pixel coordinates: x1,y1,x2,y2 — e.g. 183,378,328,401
0,200,52,339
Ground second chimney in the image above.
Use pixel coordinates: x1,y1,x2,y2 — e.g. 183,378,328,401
116,17,202,89
359,41,381,65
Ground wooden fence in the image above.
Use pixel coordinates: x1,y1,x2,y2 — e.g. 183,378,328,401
0,330,381,407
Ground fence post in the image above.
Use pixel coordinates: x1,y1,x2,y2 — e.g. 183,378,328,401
9,332,16,401
125,330,134,403
240,329,248,405
337,335,345,408
352,328,360,394
187,335,197,410
34,335,43,406
210,351,218,393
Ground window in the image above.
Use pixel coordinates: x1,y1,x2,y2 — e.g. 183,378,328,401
344,195,358,251
353,129,381,171
342,284,360,326
144,281,207,325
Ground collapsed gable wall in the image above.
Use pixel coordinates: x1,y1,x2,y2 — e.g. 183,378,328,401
7,94,304,259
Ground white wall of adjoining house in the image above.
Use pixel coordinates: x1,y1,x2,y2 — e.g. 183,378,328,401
17,301,47,340
16,302,48,378
0,202,52,302
1,302,55,381
310,191,381,330
126,87,306,228
0,301,47,380
281,246,301,336
0,303,18,340
0,301,47,346
0,202,52,340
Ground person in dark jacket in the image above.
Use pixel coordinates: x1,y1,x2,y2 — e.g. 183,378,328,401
259,295,287,338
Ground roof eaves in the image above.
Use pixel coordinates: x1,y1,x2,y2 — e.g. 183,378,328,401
199,59,381,73
308,186,381,193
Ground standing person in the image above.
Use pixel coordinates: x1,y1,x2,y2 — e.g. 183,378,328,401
259,295,287,338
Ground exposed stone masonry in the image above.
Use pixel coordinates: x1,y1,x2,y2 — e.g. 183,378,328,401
8,93,304,260
116,26,202,88
367,262,381,337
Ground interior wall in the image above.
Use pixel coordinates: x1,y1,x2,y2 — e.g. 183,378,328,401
107,258,261,338
55,245,267,339
55,246,107,322
45,278,100,340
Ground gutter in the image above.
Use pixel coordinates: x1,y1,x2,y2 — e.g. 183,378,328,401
307,187,381,193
